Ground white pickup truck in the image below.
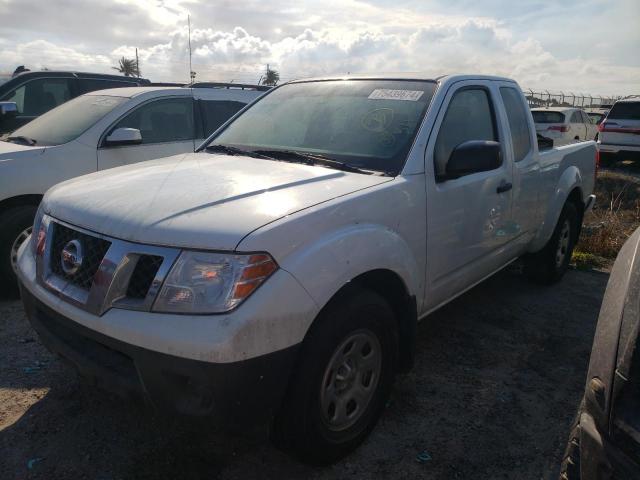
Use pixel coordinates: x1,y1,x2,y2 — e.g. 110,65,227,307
16,74,597,464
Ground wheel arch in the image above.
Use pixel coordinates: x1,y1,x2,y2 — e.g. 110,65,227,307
528,166,585,253
300,269,417,374
0,194,43,215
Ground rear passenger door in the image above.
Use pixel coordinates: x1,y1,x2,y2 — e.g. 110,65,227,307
497,84,540,247
569,111,586,140
424,81,514,309
97,96,196,170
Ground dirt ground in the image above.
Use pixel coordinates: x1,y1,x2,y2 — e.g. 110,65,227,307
0,266,608,480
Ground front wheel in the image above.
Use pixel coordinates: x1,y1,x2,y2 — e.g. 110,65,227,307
525,202,579,284
0,205,38,296
274,286,397,464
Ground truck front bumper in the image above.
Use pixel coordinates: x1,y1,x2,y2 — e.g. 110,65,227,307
20,285,298,426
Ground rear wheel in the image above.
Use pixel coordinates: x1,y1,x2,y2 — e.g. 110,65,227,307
560,401,584,479
0,205,37,296
525,202,579,284
274,286,397,464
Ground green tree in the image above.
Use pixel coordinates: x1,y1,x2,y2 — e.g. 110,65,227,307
112,57,140,77
262,66,280,86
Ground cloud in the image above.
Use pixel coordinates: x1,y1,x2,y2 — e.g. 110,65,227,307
0,0,638,95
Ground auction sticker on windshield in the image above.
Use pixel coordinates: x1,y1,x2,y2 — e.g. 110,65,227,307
368,89,424,101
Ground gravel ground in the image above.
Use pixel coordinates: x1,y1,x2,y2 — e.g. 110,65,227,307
0,267,608,480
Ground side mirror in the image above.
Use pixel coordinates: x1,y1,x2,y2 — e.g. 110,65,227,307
444,140,502,180
0,101,18,118
105,128,142,146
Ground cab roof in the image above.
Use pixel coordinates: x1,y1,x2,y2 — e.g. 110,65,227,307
287,73,516,84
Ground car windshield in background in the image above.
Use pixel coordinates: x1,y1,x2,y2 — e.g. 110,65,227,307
532,111,566,123
6,94,127,146
608,102,640,120
206,79,438,175
587,112,605,124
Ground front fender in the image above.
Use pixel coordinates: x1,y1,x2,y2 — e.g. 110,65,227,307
529,164,583,253
277,223,421,311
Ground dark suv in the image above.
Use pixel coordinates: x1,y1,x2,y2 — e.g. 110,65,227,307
561,226,640,479
0,71,150,134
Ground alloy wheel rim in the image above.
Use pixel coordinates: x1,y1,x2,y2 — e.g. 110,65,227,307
555,220,571,268
320,329,382,432
10,226,32,272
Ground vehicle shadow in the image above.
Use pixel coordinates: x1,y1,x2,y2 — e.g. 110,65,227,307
0,267,609,479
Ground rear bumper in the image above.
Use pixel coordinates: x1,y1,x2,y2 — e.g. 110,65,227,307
20,285,298,428
598,142,640,155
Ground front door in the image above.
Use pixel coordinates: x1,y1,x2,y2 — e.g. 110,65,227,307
97,96,196,170
424,81,513,311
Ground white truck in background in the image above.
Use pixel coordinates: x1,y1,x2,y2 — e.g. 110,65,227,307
16,74,597,464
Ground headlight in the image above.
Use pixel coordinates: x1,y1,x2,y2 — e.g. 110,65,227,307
153,251,278,314
31,205,46,257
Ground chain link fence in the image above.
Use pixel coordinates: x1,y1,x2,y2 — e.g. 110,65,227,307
523,89,622,109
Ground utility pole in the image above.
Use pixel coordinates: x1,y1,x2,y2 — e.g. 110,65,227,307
188,15,195,84
135,48,140,77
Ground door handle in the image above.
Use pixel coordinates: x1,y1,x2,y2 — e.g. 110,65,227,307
496,182,512,194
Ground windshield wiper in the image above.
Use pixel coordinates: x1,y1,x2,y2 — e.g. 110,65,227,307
252,149,385,175
204,144,272,159
7,135,37,146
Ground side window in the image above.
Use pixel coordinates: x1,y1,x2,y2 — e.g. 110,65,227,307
499,87,532,162
79,79,137,94
570,112,582,123
434,88,497,176
111,97,194,144
2,78,73,116
199,100,247,137
580,111,590,124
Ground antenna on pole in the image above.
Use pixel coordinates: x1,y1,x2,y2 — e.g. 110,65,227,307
188,14,195,84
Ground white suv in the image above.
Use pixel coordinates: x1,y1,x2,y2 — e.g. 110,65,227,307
598,97,640,161
531,107,598,146
0,84,266,293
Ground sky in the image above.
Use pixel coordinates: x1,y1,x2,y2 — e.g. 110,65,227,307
0,0,638,95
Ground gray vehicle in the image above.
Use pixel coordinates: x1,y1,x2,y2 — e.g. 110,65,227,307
561,227,640,479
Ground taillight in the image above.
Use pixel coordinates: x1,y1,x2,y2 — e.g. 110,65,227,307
599,121,640,134
548,125,569,133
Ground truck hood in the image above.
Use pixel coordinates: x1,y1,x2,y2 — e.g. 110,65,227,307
44,152,392,250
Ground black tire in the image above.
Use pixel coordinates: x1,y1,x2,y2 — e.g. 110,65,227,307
525,202,579,285
273,286,397,465
559,401,583,479
0,205,38,296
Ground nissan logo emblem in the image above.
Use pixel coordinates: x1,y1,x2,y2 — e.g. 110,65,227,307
61,239,83,275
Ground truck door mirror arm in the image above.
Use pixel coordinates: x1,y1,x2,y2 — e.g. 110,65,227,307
440,140,502,181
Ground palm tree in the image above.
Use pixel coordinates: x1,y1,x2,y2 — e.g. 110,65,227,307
112,57,140,77
262,67,280,86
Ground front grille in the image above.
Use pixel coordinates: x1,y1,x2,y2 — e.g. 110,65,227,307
126,255,163,299
50,223,111,290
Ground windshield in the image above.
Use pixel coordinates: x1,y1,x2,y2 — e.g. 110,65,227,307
6,94,127,146
206,79,437,175
608,102,640,121
532,111,565,123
